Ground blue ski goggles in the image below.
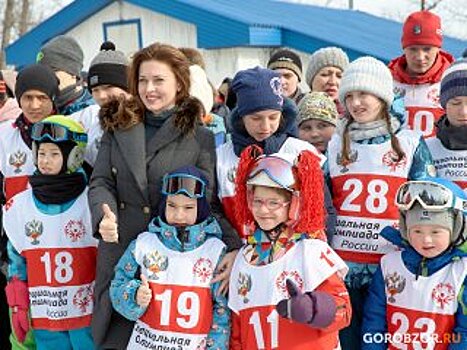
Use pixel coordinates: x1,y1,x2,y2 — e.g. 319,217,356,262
161,173,206,199
396,180,466,211
31,122,87,143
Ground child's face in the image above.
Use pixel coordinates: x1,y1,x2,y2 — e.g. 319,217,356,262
345,91,384,124
408,224,451,258
446,96,467,127
243,109,282,142
298,119,336,153
165,194,198,226
251,186,290,231
37,143,63,175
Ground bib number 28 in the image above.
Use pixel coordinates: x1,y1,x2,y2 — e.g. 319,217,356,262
341,178,388,214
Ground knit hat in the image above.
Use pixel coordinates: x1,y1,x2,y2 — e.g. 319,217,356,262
231,67,283,118
158,166,210,224
267,49,303,82
406,205,454,232
189,65,214,115
339,56,394,107
440,58,467,109
37,35,84,77
306,47,349,87
297,92,338,126
402,11,443,48
15,64,59,106
88,41,129,92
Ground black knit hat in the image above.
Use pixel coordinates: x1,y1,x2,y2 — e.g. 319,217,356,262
15,64,59,107
87,41,129,92
267,49,303,82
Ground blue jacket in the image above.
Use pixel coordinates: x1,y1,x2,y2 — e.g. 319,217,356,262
362,226,467,349
59,89,95,116
110,216,230,349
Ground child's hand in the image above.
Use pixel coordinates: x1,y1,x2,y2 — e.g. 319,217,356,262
99,203,118,243
136,274,152,308
212,250,238,296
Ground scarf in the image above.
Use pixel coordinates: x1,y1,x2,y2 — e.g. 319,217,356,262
337,114,402,142
55,84,84,111
231,98,298,156
29,172,87,204
13,114,33,149
144,108,176,141
436,115,467,150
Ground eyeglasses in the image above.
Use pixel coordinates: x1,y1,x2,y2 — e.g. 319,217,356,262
31,122,87,143
250,198,290,211
396,181,466,211
162,173,206,199
248,156,295,190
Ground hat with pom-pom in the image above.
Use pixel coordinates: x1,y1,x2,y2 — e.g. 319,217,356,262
87,41,129,92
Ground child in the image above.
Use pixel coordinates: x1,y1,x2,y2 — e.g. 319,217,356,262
326,57,435,350
229,146,351,349
297,91,338,154
110,166,229,349
362,178,467,349
427,58,467,192
3,115,97,349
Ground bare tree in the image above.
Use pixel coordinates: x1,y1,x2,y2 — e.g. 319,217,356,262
420,0,444,10
19,0,31,36
0,0,16,68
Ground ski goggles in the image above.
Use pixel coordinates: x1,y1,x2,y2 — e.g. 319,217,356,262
395,181,466,211
247,155,295,190
161,173,206,199
31,122,88,143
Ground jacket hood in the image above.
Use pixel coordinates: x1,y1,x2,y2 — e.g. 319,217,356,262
381,225,467,276
147,216,222,252
388,50,454,85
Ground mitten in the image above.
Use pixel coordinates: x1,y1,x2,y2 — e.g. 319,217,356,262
276,279,336,328
5,276,30,343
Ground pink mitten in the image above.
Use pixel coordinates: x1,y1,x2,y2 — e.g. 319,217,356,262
5,277,30,343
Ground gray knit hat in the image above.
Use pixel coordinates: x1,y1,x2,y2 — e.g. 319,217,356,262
37,35,84,77
297,92,338,126
88,41,129,92
440,58,467,109
338,56,394,107
305,47,349,87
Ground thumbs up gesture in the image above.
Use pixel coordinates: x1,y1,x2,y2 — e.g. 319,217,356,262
136,274,152,308
99,203,118,243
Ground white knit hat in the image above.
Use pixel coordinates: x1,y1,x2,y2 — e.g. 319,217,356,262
338,56,394,108
305,47,349,87
189,64,214,114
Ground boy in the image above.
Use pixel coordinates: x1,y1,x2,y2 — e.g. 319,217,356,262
4,116,97,349
110,166,229,349
362,178,467,349
229,146,351,349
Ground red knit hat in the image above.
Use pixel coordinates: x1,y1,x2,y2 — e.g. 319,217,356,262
402,11,442,48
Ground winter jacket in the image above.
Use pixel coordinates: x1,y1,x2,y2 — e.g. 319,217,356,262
362,226,467,350
110,216,229,349
89,98,242,349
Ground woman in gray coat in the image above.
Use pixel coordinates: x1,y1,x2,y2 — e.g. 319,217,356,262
88,43,242,349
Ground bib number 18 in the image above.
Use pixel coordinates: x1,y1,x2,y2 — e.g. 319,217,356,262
40,251,73,284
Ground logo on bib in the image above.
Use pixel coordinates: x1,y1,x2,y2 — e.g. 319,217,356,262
25,219,43,245
393,86,406,98
384,271,406,303
73,284,94,314
193,257,214,283
382,150,407,172
143,250,168,280
275,270,304,298
227,166,238,183
336,150,358,173
9,150,27,174
237,272,252,303
427,87,440,106
64,219,86,242
431,282,455,310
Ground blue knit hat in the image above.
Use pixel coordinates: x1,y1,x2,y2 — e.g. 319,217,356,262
231,67,284,119
440,58,467,109
158,166,210,224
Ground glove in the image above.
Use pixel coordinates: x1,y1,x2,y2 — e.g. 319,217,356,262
5,277,30,343
276,279,336,328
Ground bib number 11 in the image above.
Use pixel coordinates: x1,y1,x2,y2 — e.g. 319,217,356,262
249,309,279,349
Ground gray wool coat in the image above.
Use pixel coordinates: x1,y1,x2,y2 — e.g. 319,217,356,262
88,116,241,348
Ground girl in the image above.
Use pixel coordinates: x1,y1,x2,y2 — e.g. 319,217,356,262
4,116,97,350
229,146,351,349
427,58,467,192
326,56,435,349
110,167,229,349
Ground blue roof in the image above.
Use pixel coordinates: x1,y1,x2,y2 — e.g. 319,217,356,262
6,0,466,67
